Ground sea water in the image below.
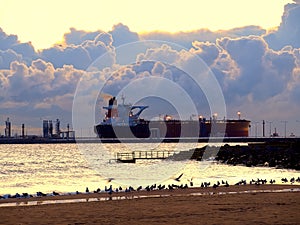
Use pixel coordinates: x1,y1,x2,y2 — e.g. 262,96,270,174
0,143,299,195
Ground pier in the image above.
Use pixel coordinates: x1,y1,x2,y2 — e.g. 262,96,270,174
115,150,174,163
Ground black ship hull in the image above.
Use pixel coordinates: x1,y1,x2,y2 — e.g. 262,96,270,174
95,123,151,138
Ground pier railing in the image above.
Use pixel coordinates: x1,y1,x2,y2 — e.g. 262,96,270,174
116,150,174,163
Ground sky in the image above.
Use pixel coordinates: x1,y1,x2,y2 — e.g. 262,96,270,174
0,0,293,50
0,0,300,137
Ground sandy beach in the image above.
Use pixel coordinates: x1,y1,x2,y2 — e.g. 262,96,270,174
0,185,299,225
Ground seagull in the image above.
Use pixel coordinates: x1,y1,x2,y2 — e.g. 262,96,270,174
105,178,115,183
187,177,194,187
52,191,60,196
174,173,184,182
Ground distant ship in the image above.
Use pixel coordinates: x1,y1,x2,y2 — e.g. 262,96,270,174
94,97,251,139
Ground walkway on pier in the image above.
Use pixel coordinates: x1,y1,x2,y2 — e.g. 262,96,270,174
116,150,174,163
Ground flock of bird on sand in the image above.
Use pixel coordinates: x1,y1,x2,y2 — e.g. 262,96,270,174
1,174,300,200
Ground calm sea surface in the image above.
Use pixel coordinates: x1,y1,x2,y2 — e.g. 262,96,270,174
0,143,299,195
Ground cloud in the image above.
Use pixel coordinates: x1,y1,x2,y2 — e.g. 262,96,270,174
1,60,83,109
141,26,266,49
137,44,183,64
216,35,298,104
0,27,115,70
63,24,139,48
40,45,91,70
10,42,37,62
217,36,267,97
264,3,300,50
0,49,23,69
0,28,18,50
40,31,115,70
0,28,37,66
63,28,104,46
190,41,220,66
109,23,139,47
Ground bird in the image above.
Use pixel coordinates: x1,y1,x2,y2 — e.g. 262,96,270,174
22,193,29,198
188,177,194,187
137,186,143,191
213,183,218,188
174,173,184,182
37,191,47,197
270,179,275,184
105,185,113,195
168,184,174,190
158,184,165,190
290,177,295,184
94,188,101,193
104,177,115,183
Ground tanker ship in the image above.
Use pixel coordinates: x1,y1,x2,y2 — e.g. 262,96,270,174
94,97,251,139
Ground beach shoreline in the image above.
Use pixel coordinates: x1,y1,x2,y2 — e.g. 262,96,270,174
0,184,299,225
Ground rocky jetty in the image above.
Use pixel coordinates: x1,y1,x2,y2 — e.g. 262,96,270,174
169,140,300,170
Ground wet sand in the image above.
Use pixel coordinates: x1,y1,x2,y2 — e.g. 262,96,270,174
0,185,299,225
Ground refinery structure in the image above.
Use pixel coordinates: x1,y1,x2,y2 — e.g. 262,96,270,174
0,118,75,143
42,119,74,139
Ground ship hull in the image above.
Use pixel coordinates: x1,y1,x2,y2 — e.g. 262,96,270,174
95,123,151,139
95,120,250,139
